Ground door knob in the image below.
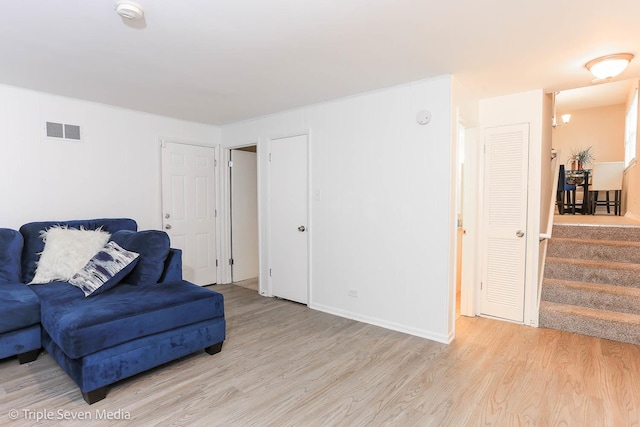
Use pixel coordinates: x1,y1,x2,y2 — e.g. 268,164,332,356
298,226,306,232
165,213,171,219
165,224,172,230
516,230,524,238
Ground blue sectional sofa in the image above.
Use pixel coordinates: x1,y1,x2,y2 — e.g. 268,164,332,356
0,218,225,404
0,228,41,363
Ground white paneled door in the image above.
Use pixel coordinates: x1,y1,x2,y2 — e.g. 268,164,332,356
480,124,529,322
230,149,259,282
161,142,217,286
269,135,308,304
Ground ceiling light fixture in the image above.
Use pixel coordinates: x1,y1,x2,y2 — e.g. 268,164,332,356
115,0,145,20
585,53,634,80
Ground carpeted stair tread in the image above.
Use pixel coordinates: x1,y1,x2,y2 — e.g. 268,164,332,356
539,301,640,345
549,237,640,248
544,256,640,287
552,224,640,242
547,237,640,263
541,278,640,315
546,257,640,269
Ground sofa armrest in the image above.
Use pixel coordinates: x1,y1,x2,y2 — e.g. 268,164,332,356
159,248,182,283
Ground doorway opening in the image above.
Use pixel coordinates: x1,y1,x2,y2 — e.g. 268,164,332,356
455,123,465,317
552,79,639,227
456,120,479,323
229,145,260,292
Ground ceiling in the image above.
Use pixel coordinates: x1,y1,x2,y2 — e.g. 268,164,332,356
1,0,639,125
555,79,634,113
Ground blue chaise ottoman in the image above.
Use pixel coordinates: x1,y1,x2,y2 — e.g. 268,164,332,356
20,219,226,404
30,279,225,404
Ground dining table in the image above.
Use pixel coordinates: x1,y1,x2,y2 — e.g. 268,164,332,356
565,169,591,214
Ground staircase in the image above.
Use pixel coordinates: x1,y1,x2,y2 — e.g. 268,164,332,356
539,223,640,345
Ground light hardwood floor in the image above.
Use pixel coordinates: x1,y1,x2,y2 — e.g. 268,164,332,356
233,277,259,292
2,284,640,426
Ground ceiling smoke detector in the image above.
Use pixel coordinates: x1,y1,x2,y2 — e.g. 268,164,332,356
115,0,145,20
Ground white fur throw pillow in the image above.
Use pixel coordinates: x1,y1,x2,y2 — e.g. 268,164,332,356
29,226,111,284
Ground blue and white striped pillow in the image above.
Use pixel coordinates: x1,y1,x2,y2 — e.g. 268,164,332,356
69,241,139,297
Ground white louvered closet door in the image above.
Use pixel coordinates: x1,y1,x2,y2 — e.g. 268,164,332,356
480,124,529,322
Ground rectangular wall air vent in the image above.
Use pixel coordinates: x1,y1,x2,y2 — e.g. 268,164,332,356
46,122,82,141
46,122,64,138
64,124,81,140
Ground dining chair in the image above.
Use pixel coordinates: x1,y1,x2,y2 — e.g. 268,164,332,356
556,165,577,214
591,161,624,215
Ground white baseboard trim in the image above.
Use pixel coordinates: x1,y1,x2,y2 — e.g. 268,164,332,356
309,302,452,344
625,212,640,222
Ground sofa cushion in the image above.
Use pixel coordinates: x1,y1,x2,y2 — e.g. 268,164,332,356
0,229,23,284
68,242,140,297
0,283,40,334
30,226,111,284
159,249,183,283
31,280,224,359
110,230,170,285
20,219,138,284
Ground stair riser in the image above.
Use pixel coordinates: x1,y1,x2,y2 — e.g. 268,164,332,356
541,284,640,316
544,262,640,288
539,308,640,346
552,225,640,242
547,240,640,264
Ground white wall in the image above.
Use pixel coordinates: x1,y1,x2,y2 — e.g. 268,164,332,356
623,80,640,219
0,84,220,230
554,104,626,167
222,75,455,343
540,93,553,233
479,89,544,326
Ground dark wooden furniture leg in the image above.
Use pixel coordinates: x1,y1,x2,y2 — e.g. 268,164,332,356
587,172,591,214
583,183,590,214
556,191,564,214
17,349,40,364
82,387,108,405
205,342,223,355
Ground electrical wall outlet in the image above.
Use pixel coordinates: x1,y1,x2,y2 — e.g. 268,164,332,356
348,289,359,298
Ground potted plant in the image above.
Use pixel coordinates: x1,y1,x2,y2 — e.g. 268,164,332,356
569,146,595,170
